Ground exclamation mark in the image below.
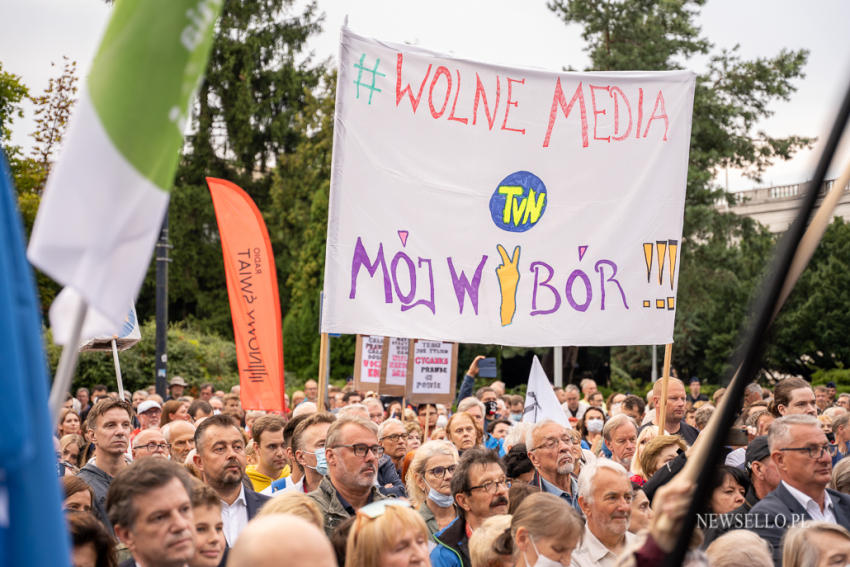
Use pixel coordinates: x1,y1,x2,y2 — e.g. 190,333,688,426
667,240,678,289
656,241,667,286
643,243,653,283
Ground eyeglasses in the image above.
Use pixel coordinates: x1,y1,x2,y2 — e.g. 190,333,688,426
380,433,406,443
779,444,837,459
468,477,510,494
426,464,457,478
333,444,385,458
135,442,171,452
531,436,576,451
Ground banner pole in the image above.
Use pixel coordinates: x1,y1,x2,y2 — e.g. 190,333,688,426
317,332,329,411
657,343,672,433
111,338,125,401
49,300,88,423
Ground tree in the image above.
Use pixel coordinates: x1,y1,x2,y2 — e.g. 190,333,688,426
137,0,327,343
548,0,810,381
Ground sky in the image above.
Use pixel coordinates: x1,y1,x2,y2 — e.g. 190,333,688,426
2,0,849,192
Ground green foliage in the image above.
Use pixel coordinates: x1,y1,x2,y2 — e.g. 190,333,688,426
549,0,811,383
48,319,239,394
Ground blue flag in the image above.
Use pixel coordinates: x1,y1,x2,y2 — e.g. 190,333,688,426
0,150,70,566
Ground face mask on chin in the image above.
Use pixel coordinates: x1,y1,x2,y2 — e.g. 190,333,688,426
524,535,565,567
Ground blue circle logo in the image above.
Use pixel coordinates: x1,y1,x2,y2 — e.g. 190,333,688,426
489,171,548,232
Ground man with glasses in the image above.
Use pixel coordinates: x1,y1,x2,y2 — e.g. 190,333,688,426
131,428,170,460
748,414,850,566
525,419,580,513
431,447,510,567
308,415,388,536
377,418,407,497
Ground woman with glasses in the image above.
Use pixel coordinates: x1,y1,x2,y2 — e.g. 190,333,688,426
406,440,460,535
345,500,431,567
492,492,583,567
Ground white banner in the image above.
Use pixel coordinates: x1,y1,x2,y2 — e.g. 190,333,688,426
523,356,570,428
322,27,695,346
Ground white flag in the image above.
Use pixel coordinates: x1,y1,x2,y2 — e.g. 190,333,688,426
522,356,570,428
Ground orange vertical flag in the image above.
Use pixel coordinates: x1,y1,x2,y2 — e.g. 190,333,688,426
206,177,285,412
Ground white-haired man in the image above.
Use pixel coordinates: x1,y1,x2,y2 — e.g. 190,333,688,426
572,458,636,567
525,419,580,513
602,415,638,469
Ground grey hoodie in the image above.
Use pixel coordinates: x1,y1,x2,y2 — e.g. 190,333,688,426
77,461,114,532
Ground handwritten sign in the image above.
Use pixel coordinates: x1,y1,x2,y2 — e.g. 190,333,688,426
321,27,696,347
353,335,384,392
405,340,458,405
379,336,409,396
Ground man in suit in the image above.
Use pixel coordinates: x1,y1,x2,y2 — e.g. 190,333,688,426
194,414,269,548
748,414,850,566
107,458,196,567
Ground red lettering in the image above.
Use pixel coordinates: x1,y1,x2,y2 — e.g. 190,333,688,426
589,84,610,142
635,87,643,139
473,72,501,130
542,78,588,148
643,90,669,140
610,86,632,141
501,77,526,134
395,53,432,113
448,69,468,124
428,66,452,119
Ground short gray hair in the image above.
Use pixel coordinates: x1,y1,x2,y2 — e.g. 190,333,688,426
705,529,773,567
458,396,485,416
326,415,378,448
577,458,628,503
524,419,564,450
602,414,637,442
767,414,819,452
565,385,580,394
337,403,369,419
378,418,404,439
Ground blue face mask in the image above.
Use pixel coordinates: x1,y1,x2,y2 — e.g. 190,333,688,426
425,481,454,508
511,413,523,422
306,447,328,476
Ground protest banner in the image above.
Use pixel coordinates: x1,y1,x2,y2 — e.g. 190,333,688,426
523,355,570,428
207,178,285,412
353,334,384,392
379,336,410,396
321,27,695,347
404,340,458,405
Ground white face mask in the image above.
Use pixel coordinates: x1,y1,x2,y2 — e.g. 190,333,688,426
586,418,604,433
524,536,565,567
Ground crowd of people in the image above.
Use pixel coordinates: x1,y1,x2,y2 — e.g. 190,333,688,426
55,357,850,567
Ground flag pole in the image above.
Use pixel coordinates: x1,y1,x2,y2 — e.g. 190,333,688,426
317,332,329,411
111,338,125,401
657,343,672,433
49,300,88,422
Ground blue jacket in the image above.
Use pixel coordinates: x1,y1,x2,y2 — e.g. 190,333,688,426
430,516,470,567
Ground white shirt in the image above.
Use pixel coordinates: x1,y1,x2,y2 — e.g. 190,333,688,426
571,525,636,567
782,480,837,523
220,484,248,547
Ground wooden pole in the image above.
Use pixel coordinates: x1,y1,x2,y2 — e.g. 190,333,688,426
657,343,673,433
317,332,329,411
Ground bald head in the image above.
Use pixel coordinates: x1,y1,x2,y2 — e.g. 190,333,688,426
227,515,335,567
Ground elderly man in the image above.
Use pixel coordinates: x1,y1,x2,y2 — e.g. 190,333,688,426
431,447,510,567
562,384,587,422
602,415,637,469
365,397,385,424
246,415,290,492
108,458,196,567
132,428,170,460
164,420,196,463
132,400,162,438
193,414,269,547
166,376,187,401
377,418,407,497
226,514,336,567
644,377,699,445
748,415,850,566
525,419,580,513
572,458,637,567
308,415,387,535
833,413,850,463
199,382,214,401
78,399,133,531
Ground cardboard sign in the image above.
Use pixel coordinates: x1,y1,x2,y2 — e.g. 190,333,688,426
405,339,458,405
379,336,410,396
353,334,384,392
321,27,696,347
